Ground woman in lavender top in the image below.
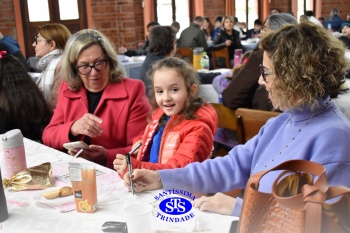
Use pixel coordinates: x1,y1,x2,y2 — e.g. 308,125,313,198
124,22,350,216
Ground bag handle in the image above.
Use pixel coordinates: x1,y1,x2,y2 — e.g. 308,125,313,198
248,160,329,193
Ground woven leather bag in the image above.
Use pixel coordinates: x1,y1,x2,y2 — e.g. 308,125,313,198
237,160,350,233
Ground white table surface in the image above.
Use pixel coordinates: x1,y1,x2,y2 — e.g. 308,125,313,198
333,79,350,121
118,56,145,79
0,138,237,233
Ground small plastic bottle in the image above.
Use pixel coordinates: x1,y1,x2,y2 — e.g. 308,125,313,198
327,23,332,32
200,52,209,72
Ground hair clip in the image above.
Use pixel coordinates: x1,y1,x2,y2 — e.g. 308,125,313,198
0,50,7,59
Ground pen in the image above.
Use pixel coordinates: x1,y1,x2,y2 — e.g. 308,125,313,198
69,149,84,162
125,142,142,195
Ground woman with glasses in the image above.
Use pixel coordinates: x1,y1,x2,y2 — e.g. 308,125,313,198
32,23,71,110
42,29,152,168
124,22,350,216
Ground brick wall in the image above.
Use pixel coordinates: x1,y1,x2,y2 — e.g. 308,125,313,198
90,0,144,50
203,0,225,24
0,0,16,37
2,0,350,52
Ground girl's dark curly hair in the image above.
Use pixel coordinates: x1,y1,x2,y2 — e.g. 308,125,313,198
149,57,205,119
260,21,348,110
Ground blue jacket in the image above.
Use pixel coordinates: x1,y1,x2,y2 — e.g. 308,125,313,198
159,97,350,216
324,15,344,32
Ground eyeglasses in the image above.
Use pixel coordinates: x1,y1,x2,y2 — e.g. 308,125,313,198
259,64,271,83
75,59,108,75
34,36,47,45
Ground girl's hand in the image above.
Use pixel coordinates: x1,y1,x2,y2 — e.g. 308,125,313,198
70,113,103,137
113,154,127,175
193,192,236,215
225,40,232,47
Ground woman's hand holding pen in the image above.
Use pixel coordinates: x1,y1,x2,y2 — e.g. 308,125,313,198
123,169,163,193
70,113,103,137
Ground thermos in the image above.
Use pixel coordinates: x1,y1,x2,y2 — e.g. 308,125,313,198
0,170,9,222
1,129,27,180
234,49,243,67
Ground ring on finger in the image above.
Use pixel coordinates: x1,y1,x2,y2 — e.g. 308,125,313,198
87,124,91,131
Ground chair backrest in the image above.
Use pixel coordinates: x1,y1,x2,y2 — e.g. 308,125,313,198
176,47,193,64
211,103,237,131
235,108,281,144
212,47,230,69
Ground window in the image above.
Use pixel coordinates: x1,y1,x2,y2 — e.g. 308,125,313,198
27,0,79,22
297,0,312,19
235,0,259,30
156,0,190,36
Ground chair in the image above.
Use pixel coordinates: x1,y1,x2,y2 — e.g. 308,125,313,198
211,103,236,131
176,47,193,64
210,104,241,198
235,108,281,144
212,47,230,69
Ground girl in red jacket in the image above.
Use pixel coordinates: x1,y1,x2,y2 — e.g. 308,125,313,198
114,57,218,175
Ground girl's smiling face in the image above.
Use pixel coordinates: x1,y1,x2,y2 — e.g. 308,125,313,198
153,68,189,116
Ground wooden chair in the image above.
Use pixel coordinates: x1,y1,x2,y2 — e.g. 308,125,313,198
235,108,281,144
176,47,193,64
212,47,230,69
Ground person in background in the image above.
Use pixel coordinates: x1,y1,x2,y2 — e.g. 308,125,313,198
212,16,243,67
324,7,344,32
138,26,177,95
233,17,246,39
247,19,262,39
270,7,281,14
222,13,297,111
117,21,160,57
178,16,208,51
203,17,214,42
114,57,217,175
299,14,308,23
42,29,151,168
318,17,325,26
0,32,28,70
33,23,71,110
212,16,223,40
124,21,350,217
347,13,350,21
305,11,323,26
0,52,51,142
339,21,350,49
171,21,180,34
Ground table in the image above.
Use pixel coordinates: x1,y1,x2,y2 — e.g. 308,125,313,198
333,79,350,121
198,69,230,103
241,39,258,51
0,138,237,233
117,55,145,79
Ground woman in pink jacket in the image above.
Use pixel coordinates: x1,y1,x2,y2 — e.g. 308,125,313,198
42,29,151,168
114,57,218,175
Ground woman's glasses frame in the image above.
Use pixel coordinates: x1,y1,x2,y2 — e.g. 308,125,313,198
34,36,48,45
75,59,108,75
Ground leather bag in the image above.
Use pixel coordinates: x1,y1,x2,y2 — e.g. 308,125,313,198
237,160,350,233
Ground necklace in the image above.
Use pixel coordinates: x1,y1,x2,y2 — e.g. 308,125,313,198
251,98,332,174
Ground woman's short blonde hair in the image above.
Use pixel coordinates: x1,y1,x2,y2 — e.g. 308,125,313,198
260,21,348,110
61,29,124,91
37,23,71,50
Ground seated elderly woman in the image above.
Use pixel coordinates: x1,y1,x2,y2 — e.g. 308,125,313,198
42,29,152,168
123,22,350,216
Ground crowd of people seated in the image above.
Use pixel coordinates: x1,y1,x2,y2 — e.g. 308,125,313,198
2,4,350,220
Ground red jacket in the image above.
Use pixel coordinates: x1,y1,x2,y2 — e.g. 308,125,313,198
131,104,218,170
42,78,152,168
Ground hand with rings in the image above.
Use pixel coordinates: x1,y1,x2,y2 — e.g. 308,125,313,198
193,192,236,215
70,113,104,138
